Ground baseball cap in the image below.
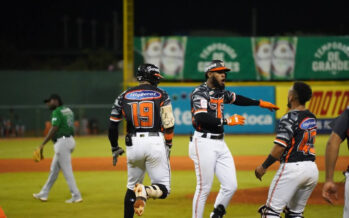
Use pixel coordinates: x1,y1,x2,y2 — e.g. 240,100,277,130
205,60,231,73
43,94,62,104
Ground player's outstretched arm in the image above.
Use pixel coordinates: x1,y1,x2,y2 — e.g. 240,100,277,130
232,95,279,111
259,100,279,111
322,132,342,204
255,144,285,181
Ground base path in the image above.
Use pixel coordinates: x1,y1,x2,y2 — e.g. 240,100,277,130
0,156,348,173
187,182,345,205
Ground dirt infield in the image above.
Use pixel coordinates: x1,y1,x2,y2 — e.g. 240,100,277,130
187,182,345,205
0,156,348,172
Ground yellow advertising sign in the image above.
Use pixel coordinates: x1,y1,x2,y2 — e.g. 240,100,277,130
276,85,349,119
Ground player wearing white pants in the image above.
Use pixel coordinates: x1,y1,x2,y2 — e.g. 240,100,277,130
33,94,82,203
190,60,279,218
263,162,318,217
322,106,349,218
189,131,237,218
126,132,171,192
255,82,318,218
40,136,81,199
344,172,349,218
108,64,175,217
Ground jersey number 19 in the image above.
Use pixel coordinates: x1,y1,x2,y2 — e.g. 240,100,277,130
129,101,154,128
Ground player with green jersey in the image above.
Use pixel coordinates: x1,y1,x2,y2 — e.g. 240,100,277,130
51,105,74,141
33,94,82,203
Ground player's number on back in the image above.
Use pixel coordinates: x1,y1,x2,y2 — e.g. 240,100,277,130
297,129,316,155
129,101,154,128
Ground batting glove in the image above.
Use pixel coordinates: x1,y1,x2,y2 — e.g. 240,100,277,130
259,100,279,111
112,147,124,166
224,114,245,126
165,142,172,159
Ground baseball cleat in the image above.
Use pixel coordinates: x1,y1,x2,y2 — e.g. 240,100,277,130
65,197,83,203
134,184,147,216
33,193,48,202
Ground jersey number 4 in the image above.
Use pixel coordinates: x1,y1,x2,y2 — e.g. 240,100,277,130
297,129,316,155
129,101,154,128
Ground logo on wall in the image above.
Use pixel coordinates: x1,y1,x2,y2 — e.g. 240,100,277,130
141,37,187,79
197,43,240,74
312,41,349,75
253,37,297,80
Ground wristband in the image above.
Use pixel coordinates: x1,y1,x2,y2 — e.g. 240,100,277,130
262,154,277,169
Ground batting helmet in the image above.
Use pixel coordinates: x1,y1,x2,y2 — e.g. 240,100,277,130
205,60,231,79
136,63,164,86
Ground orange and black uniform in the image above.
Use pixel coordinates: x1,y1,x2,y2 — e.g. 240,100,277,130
274,109,317,163
329,107,349,147
191,83,260,134
109,84,171,143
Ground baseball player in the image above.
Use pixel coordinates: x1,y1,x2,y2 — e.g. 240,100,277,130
255,82,318,218
322,106,349,218
189,60,279,218
33,94,82,203
108,64,175,217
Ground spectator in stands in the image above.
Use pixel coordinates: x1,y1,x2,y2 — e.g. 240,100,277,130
0,116,4,137
80,117,89,135
14,115,25,137
88,118,98,134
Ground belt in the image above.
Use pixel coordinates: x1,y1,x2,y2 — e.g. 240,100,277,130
201,133,224,140
53,135,73,142
130,132,160,137
194,131,224,140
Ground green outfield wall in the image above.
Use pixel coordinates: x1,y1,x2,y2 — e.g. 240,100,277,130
0,71,123,136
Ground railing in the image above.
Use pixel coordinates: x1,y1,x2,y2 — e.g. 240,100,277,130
0,104,112,137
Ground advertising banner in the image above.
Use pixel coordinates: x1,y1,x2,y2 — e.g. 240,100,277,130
252,37,297,81
135,36,256,81
135,36,187,80
135,36,349,81
160,86,276,134
183,37,256,80
295,37,349,80
276,85,349,133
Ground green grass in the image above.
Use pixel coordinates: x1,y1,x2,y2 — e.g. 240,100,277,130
0,134,346,159
0,171,345,218
0,135,346,217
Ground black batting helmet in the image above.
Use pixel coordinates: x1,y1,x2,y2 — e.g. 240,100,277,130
136,63,163,86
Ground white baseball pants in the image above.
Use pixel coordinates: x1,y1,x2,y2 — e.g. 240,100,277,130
265,161,318,217
189,132,237,218
39,136,81,198
344,172,349,218
126,132,171,192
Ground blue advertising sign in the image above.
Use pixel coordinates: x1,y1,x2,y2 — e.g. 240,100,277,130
160,86,276,134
